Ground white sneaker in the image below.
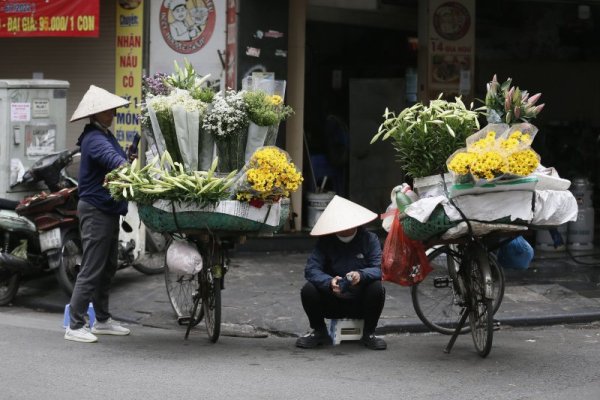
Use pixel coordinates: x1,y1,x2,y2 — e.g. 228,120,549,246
91,318,131,336
64,327,98,343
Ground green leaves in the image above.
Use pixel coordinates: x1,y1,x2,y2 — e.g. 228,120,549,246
371,96,482,178
104,151,237,206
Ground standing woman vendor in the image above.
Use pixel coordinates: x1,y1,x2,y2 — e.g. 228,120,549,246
64,85,131,343
296,195,387,350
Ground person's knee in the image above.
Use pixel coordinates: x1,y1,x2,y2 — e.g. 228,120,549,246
365,280,384,294
364,280,385,304
300,281,319,300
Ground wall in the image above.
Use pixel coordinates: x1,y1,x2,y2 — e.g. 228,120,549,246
0,0,116,148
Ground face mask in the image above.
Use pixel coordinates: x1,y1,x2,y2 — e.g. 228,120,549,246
336,231,356,243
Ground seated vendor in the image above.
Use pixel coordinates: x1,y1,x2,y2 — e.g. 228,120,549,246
296,195,387,350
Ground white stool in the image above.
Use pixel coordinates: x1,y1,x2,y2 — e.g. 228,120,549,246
63,303,95,329
327,319,364,345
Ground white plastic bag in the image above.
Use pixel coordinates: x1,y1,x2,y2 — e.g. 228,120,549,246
166,240,203,275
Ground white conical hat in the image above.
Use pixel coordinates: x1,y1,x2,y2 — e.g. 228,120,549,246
310,195,377,236
70,85,130,122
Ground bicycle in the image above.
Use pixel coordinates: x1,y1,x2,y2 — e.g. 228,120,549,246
411,232,515,357
164,232,231,343
140,198,290,343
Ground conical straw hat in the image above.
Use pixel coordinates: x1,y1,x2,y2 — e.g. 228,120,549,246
310,195,377,236
70,85,130,122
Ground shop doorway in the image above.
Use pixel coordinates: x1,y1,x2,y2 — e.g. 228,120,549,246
303,20,417,223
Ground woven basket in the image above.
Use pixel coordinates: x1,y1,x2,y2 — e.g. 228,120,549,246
401,206,456,241
138,199,289,234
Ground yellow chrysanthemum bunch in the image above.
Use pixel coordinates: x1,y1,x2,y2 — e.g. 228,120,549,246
448,126,539,181
236,146,303,203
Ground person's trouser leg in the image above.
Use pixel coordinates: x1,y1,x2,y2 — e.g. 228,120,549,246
300,281,328,332
69,201,119,329
361,280,386,335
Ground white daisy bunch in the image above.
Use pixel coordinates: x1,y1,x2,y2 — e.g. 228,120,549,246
202,89,249,141
147,89,207,115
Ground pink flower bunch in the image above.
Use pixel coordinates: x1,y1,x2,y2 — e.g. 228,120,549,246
485,74,544,125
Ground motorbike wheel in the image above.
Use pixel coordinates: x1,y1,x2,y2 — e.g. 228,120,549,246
55,230,82,297
130,230,166,275
131,255,165,275
0,274,20,306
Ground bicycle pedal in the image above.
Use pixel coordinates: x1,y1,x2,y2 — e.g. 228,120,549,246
493,320,501,331
177,316,191,326
433,277,450,288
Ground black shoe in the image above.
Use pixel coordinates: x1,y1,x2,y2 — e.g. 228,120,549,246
295,330,331,349
360,334,387,350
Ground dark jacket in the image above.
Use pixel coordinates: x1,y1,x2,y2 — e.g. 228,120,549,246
76,123,127,215
305,227,382,297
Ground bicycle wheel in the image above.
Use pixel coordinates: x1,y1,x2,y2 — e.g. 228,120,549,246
201,268,221,343
164,252,204,326
412,246,505,335
467,248,494,357
411,246,468,335
489,253,505,316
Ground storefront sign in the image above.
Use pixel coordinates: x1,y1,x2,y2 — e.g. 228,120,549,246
115,0,144,150
427,0,475,99
0,0,99,37
159,0,216,54
149,0,225,89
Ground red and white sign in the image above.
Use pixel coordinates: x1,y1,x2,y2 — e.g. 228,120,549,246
0,0,99,37
159,0,216,54
427,0,475,99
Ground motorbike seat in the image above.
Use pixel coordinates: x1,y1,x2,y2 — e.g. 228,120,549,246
0,198,19,210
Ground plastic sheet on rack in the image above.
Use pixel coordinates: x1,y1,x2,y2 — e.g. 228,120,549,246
531,190,578,226
151,199,282,227
443,191,535,222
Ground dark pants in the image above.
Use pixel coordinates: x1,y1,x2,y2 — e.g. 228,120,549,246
69,200,120,329
300,280,385,335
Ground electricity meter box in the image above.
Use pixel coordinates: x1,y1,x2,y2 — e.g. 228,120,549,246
0,79,69,200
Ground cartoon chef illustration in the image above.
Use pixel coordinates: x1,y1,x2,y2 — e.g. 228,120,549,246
165,0,199,41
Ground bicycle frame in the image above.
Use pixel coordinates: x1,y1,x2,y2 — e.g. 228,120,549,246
444,238,494,356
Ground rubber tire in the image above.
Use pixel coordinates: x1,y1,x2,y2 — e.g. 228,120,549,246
131,257,165,275
55,229,82,297
202,272,221,343
0,274,20,306
468,247,494,357
130,229,167,275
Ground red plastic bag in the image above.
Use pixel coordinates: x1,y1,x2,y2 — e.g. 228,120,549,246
381,210,433,286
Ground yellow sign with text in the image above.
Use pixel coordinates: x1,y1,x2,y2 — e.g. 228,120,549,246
115,0,144,151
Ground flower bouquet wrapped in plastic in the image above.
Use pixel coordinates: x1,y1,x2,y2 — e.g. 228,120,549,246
235,146,303,208
447,123,540,184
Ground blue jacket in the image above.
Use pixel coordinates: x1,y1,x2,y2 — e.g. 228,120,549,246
76,123,128,215
305,227,382,297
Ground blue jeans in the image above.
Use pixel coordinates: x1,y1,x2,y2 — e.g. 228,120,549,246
69,200,120,329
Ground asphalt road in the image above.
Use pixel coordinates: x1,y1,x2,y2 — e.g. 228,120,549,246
1,306,599,400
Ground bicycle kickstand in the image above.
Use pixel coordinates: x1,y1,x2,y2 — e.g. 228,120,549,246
444,307,469,354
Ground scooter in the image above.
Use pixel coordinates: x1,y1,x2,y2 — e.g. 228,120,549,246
0,146,164,305
0,148,80,305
